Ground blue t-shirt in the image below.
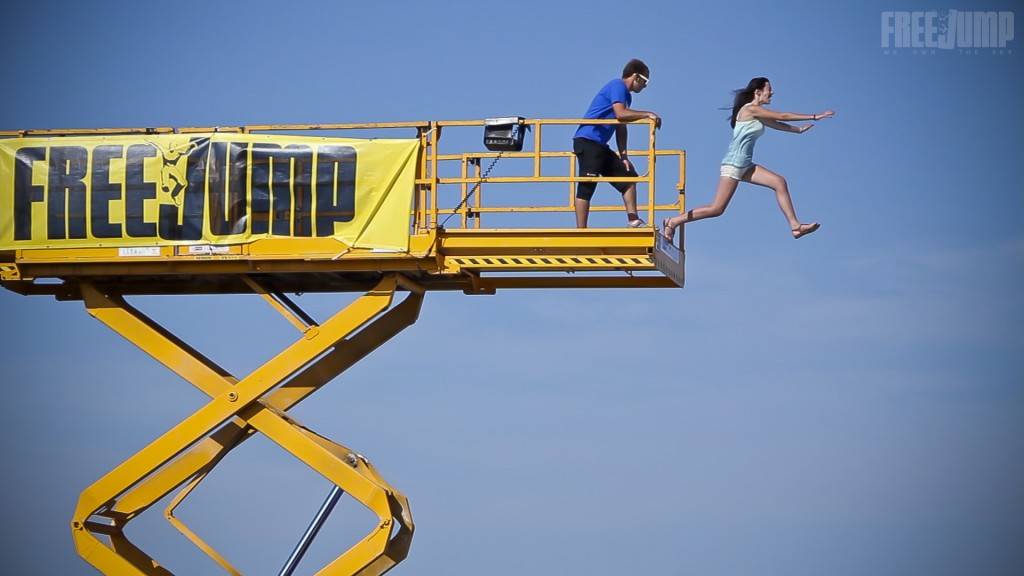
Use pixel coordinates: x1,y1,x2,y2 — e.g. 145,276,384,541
574,78,632,144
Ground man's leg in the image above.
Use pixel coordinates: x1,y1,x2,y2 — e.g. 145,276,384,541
575,198,591,228
622,185,639,224
572,138,599,228
609,156,642,225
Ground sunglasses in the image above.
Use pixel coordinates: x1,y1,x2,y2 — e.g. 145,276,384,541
636,74,649,85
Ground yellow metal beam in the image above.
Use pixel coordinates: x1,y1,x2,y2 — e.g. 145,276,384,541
164,471,242,576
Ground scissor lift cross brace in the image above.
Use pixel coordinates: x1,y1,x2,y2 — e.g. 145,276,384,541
72,274,424,576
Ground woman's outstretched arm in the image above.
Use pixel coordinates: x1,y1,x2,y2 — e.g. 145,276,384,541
761,118,815,133
747,105,834,122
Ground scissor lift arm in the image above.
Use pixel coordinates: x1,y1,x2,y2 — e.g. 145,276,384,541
71,274,422,575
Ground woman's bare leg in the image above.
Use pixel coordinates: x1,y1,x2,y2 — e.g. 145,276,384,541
742,165,801,228
663,176,740,239
743,164,819,238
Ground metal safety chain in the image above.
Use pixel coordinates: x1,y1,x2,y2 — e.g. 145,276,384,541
439,152,504,229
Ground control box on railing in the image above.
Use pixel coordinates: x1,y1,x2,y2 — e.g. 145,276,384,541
483,117,527,152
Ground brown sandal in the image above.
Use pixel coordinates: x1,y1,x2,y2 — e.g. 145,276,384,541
661,218,675,242
791,222,821,239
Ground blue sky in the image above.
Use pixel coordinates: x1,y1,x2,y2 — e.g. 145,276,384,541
1,1,1022,575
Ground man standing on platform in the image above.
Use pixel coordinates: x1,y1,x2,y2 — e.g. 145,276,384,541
572,58,661,228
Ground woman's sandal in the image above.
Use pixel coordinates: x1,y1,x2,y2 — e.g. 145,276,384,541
791,222,821,239
661,217,675,242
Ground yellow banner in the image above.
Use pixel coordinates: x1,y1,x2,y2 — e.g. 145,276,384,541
0,133,419,251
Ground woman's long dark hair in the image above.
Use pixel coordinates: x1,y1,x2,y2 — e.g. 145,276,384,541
730,77,770,128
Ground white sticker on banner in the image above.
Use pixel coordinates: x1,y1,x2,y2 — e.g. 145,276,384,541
186,245,231,255
118,247,161,257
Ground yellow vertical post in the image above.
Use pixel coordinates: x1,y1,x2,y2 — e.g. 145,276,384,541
460,155,468,229
679,150,686,214
647,119,657,225
568,154,576,208
430,122,439,228
533,121,541,178
416,127,427,232
474,159,483,229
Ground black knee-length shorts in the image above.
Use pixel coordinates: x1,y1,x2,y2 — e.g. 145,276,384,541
572,137,638,201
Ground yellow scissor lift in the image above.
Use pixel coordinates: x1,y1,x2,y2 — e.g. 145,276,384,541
0,118,685,575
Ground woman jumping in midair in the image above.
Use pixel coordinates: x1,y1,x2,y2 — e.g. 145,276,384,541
662,77,834,241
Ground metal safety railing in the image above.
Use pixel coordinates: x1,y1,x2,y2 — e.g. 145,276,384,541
413,118,684,231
